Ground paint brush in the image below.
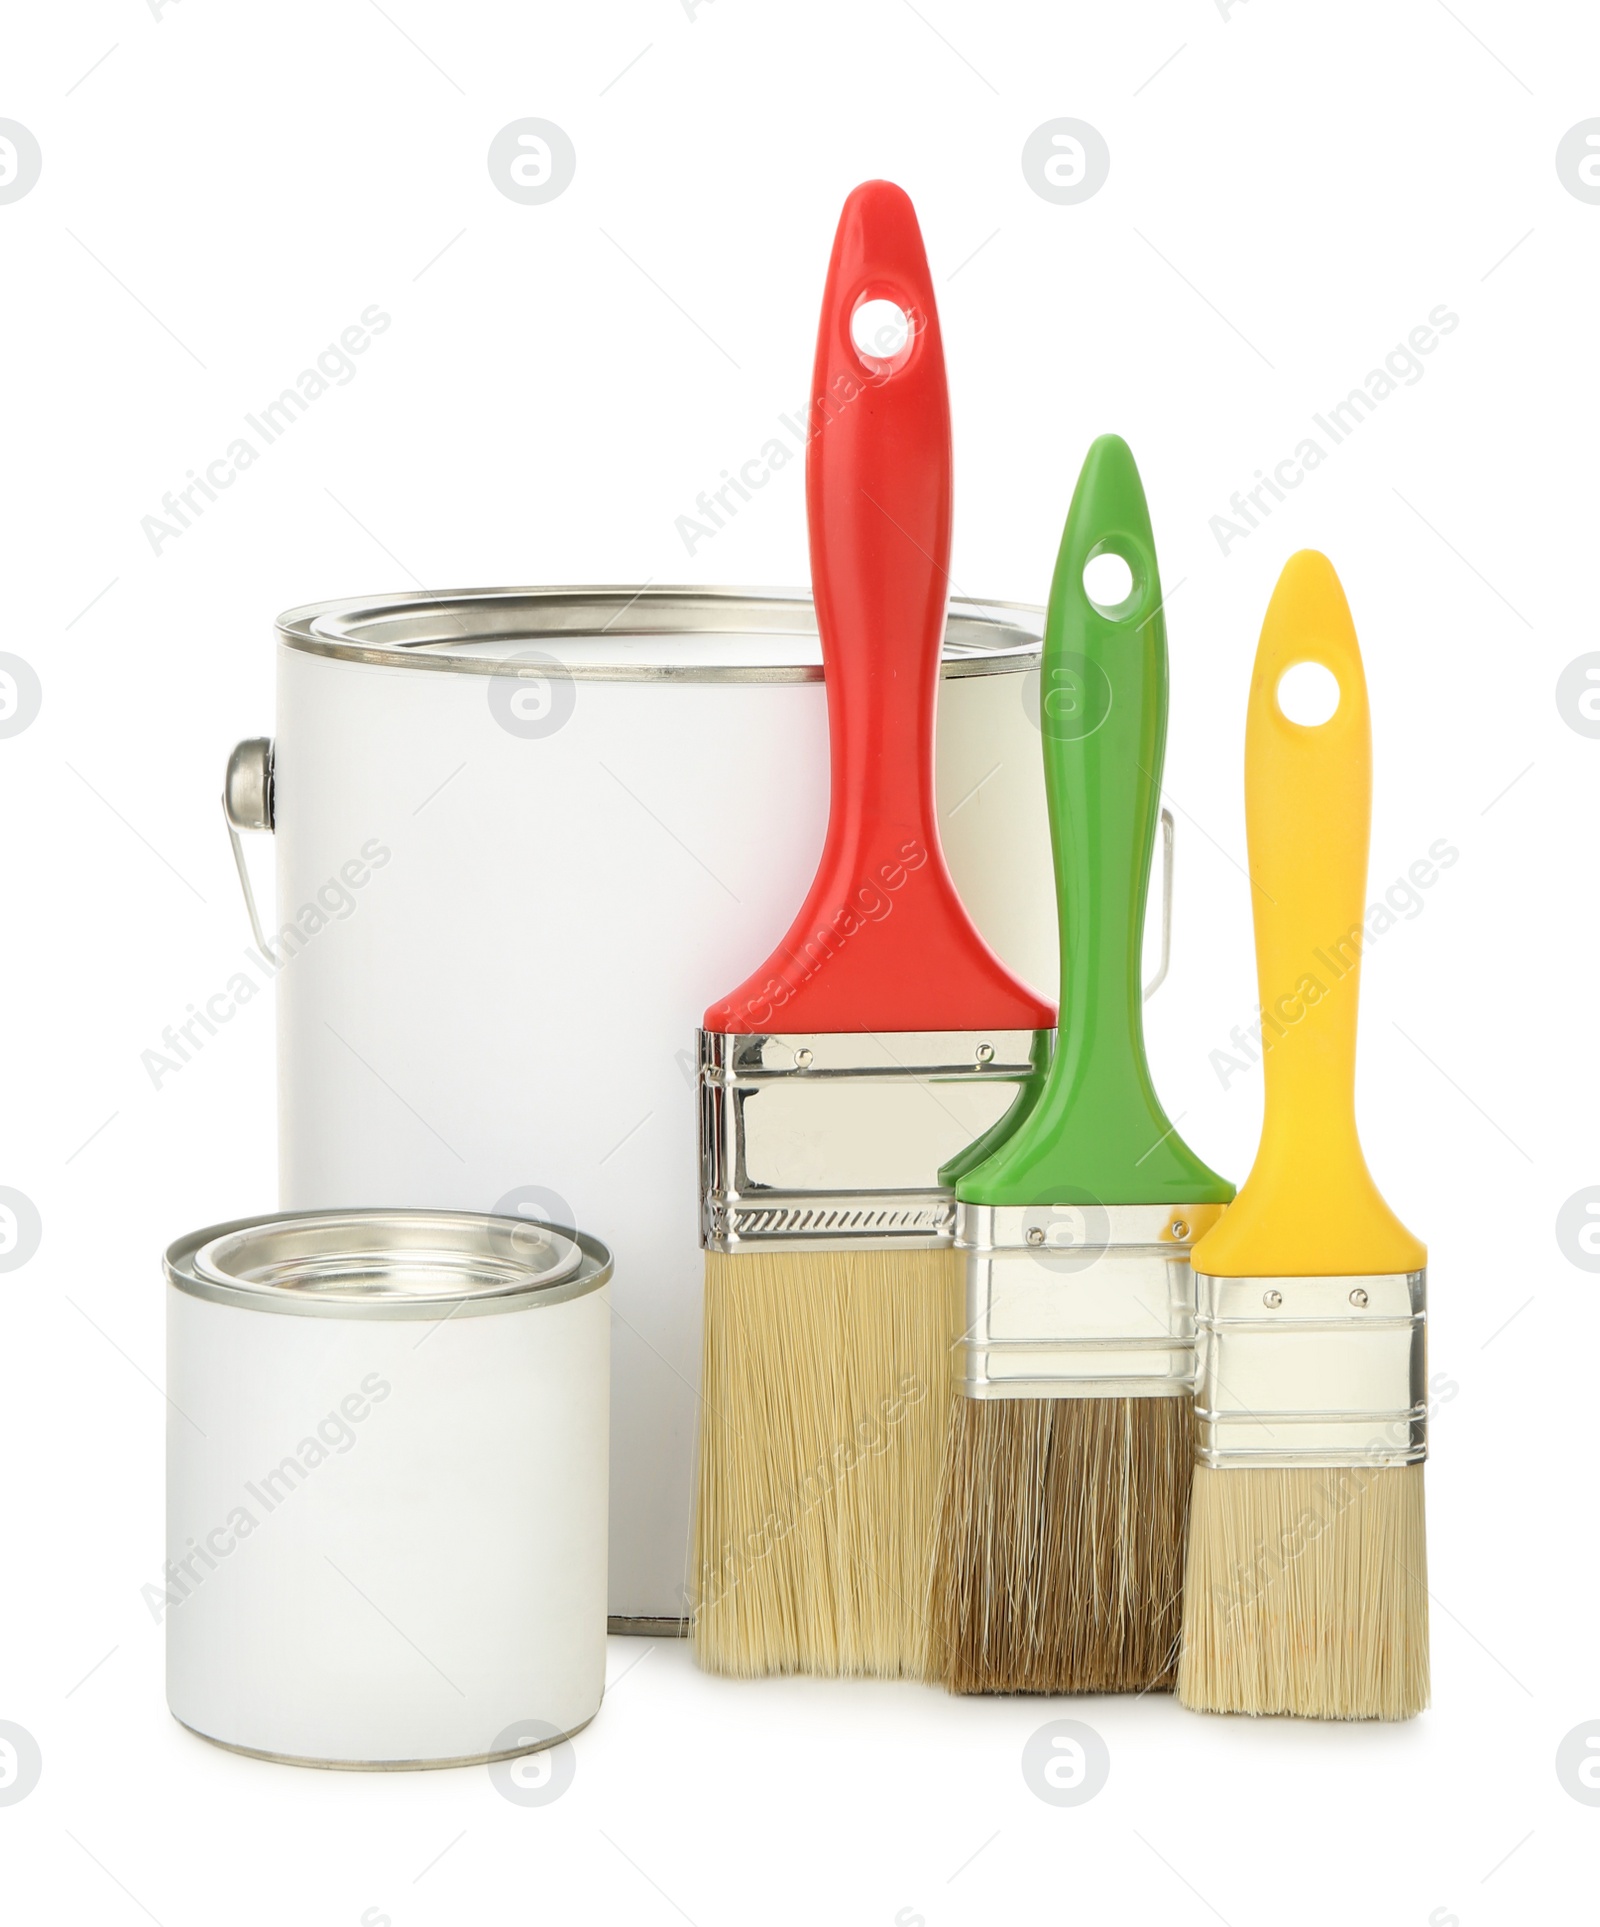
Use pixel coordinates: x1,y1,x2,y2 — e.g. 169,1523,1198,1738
692,181,1053,1677
1176,549,1429,1720
927,435,1233,1694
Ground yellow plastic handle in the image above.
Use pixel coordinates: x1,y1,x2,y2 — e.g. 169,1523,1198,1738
1191,551,1424,1280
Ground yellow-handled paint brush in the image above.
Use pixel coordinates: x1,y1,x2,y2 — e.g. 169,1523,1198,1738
1176,549,1429,1721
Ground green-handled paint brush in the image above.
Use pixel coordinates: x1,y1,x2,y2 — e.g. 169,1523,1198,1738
927,435,1233,1694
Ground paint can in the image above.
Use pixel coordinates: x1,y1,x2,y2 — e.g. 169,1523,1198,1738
164,1209,611,1768
223,586,1058,1625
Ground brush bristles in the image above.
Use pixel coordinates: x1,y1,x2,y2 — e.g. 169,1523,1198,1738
1176,1463,1429,1720
926,1394,1193,1694
692,1245,963,1678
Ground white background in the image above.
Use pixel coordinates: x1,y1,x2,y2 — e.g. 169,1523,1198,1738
2,1,1594,1921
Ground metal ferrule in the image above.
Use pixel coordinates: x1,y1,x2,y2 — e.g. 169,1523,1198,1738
956,1201,1226,1399
1193,1269,1428,1470
699,1029,1040,1252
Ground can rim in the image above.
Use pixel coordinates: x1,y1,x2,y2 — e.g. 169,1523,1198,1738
164,1209,613,1320
274,584,1044,682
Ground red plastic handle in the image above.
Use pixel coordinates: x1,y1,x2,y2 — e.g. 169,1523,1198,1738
706,181,1052,1035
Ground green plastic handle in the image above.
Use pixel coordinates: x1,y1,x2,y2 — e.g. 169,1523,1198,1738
955,435,1233,1209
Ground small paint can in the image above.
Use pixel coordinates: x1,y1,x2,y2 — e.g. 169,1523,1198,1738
163,1209,611,1770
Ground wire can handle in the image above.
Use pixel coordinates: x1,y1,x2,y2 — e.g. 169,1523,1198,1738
1143,806,1174,1001
223,737,274,957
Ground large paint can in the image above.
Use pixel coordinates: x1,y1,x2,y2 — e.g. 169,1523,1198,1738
225,587,1055,1625
164,1209,612,1768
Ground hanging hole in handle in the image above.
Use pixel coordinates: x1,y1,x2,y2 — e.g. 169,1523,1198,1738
1276,660,1341,727
1083,552,1134,611
1081,540,1150,624
850,296,914,376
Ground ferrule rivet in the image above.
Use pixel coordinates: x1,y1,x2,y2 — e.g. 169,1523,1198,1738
1026,1226,1046,1247
1170,1219,1189,1240
794,1048,813,1069
1263,1289,1283,1308
1349,1287,1369,1308
975,1042,995,1064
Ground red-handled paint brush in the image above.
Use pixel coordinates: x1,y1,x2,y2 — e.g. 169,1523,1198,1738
691,180,1053,1677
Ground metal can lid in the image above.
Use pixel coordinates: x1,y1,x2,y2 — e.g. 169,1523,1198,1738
165,1210,612,1320
275,585,1042,683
